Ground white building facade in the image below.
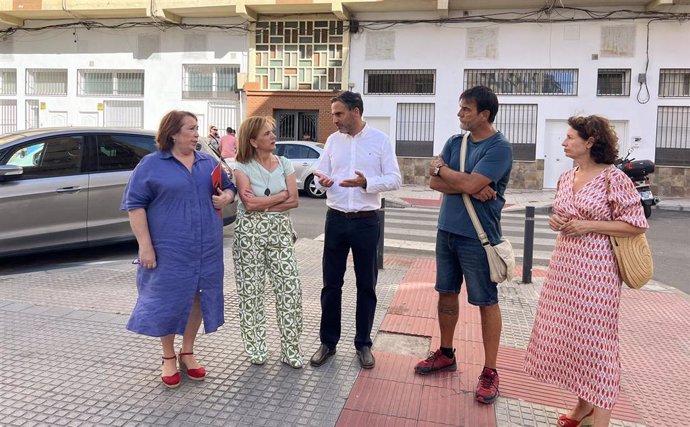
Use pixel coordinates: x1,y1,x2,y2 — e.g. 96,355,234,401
0,19,248,135
348,10,690,192
0,1,689,195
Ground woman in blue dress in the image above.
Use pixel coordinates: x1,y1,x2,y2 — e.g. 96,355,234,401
121,110,236,388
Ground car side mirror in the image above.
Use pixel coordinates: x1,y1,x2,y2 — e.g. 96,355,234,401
0,165,24,182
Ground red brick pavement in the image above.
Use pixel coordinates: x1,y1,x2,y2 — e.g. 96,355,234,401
337,255,687,426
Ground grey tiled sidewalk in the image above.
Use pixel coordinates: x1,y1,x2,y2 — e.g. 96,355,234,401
0,239,404,427
2,185,688,426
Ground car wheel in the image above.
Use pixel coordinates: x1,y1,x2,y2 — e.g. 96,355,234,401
305,174,326,198
643,203,651,219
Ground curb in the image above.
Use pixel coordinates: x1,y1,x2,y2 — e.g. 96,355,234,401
653,203,690,212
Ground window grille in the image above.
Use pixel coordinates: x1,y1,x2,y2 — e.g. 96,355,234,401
254,20,344,91
597,69,631,96
655,106,690,166
103,100,144,128
494,104,537,160
464,69,578,95
659,69,690,97
0,99,17,134
396,103,434,157
364,70,435,95
183,65,240,99
208,102,240,134
26,69,68,96
78,70,144,96
0,69,17,95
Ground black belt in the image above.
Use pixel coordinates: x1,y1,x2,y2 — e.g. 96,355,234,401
328,208,378,219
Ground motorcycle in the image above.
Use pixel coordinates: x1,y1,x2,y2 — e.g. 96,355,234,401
615,147,659,218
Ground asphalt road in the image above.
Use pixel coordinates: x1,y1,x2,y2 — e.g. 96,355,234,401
646,209,690,295
0,194,329,276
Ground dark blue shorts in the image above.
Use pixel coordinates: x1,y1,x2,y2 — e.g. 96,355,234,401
435,229,498,306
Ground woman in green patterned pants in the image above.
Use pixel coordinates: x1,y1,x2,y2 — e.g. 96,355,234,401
232,116,303,368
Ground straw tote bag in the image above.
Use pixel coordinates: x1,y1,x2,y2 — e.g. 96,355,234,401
605,169,653,289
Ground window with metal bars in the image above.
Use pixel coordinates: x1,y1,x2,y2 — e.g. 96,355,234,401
78,70,144,96
183,65,240,99
0,69,17,95
494,104,537,160
396,103,434,157
659,69,690,97
597,69,631,96
26,69,68,96
464,69,578,95
655,106,690,166
364,70,435,95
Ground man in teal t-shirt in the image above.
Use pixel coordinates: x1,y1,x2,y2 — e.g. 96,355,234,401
414,86,512,406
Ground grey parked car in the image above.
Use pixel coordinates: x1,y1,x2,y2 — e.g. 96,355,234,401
0,127,237,258
274,140,326,198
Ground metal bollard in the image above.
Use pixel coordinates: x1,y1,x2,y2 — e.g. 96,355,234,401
377,198,385,270
522,206,535,284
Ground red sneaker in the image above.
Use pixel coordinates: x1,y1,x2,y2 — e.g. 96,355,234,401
475,367,499,404
414,348,457,375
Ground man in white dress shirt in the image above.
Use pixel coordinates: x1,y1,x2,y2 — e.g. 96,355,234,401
309,91,401,369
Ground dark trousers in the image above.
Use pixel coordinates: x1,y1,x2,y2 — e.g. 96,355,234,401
319,210,380,350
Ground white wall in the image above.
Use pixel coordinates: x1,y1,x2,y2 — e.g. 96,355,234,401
348,11,690,165
0,19,248,131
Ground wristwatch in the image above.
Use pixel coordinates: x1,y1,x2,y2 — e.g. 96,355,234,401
433,164,444,176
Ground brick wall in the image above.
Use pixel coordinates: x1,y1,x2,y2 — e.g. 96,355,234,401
510,160,544,190
245,90,336,143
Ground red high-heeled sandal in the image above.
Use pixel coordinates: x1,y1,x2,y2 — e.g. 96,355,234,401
557,408,594,427
179,352,206,380
161,355,180,388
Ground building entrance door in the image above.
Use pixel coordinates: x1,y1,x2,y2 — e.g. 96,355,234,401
275,110,318,141
543,120,573,189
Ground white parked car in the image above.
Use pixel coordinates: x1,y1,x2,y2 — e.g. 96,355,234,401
274,141,326,198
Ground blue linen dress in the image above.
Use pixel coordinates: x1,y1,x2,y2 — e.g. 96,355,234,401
121,150,234,337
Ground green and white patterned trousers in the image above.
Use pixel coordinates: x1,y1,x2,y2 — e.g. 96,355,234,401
232,210,303,367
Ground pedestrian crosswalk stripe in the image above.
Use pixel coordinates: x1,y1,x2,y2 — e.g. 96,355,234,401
314,207,558,264
385,226,437,238
501,224,557,236
382,238,436,252
385,217,438,227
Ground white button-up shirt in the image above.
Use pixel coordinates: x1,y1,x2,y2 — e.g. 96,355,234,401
316,124,402,212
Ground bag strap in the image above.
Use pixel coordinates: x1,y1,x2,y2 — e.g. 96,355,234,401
459,133,491,247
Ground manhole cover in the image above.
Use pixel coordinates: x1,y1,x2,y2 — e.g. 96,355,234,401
373,332,430,358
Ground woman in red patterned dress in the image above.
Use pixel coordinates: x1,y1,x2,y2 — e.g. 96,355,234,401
524,115,648,427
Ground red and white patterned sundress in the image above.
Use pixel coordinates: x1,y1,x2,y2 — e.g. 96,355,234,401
524,165,648,409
